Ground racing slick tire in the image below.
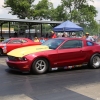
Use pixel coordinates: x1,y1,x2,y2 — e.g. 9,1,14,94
0,48,3,55
89,53,100,69
31,58,49,74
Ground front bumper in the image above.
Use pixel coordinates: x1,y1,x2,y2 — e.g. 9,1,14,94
6,58,31,72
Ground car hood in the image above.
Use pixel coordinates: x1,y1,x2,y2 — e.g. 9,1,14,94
7,45,51,57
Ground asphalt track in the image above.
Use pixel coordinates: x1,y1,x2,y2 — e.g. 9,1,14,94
0,56,100,100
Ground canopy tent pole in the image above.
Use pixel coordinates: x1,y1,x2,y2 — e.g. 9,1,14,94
0,24,2,37
40,24,42,36
8,22,11,38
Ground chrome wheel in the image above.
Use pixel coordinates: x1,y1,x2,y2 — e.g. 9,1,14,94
32,58,48,74
35,60,46,72
92,56,100,68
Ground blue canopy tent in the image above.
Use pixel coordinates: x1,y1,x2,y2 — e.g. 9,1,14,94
53,20,83,32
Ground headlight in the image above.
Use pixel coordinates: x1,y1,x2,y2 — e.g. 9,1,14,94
8,56,27,61
18,57,27,61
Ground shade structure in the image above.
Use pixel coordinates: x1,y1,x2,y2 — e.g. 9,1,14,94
53,20,83,32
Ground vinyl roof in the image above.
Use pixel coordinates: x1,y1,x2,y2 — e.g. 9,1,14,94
0,18,63,24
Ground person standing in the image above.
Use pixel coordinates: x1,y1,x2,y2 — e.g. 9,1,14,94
14,32,18,37
46,33,49,38
72,32,77,38
62,32,68,37
50,31,57,38
40,36,45,43
85,32,95,42
33,37,39,42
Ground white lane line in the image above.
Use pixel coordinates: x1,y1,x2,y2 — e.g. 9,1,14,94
0,60,7,66
0,62,7,66
0,94,33,100
65,83,100,100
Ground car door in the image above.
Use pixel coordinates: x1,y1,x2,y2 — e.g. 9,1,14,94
7,39,23,52
57,40,85,67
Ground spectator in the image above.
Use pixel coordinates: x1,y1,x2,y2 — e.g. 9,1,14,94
46,33,49,38
14,32,18,37
72,32,77,38
50,31,57,38
62,32,68,37
57,33,62,37
62,33,65,37
85,32,95,42
34,37,39,42
40,36,45,44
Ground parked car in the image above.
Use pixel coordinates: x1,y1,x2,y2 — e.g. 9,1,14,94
6,37,100,74
0,38,41,55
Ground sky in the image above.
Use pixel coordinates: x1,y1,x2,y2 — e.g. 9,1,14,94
0,0,100,22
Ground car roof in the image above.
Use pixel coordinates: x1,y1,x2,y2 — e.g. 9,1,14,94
54,37,84,41
9,37,32,41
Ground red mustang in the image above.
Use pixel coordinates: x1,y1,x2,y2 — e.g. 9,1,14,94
0,38,41,55
6,38,100,74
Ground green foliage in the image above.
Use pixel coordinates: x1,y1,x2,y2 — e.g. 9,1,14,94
4,0,35,19
3,0,99,34
42,24,52,33
51,0,98,34
50,5,67,21
33,0,53,20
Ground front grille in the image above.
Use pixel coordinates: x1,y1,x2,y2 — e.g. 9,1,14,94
8,56,17,61
9,66,19,70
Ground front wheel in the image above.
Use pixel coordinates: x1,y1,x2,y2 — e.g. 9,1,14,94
89,54,100,69
31,58,49,74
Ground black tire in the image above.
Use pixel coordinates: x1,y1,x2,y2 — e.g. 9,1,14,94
0,49,3,55
31,58,49,74
89,53,100,69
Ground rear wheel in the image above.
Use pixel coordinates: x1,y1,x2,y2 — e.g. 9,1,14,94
0,49,3,55
89,54,100,69
31,58,49,74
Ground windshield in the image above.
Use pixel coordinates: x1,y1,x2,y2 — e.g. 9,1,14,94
42,39,64,49
2,39,10,43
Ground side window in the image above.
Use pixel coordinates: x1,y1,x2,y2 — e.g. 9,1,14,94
21,39,27,43
61,40,82,49
9,39,22,44
87,41,94,46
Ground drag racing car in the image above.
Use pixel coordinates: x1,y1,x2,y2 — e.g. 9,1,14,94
0,38,41,55
6,37,100,74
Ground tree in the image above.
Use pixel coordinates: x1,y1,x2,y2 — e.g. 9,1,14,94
4,0,35,19
3,0,99,34
59,0,97,22
50,0,98,33
50,4,67,21
33,0,53,20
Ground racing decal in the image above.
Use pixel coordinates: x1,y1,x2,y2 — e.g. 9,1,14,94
64,66,75,69
52,67,58,71
75,64,82,67
36,47,49,50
